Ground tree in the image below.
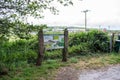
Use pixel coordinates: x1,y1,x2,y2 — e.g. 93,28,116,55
0,0,74,40
0,18,13,42
0,0,73,19
0,18,47,41
12,22,47,39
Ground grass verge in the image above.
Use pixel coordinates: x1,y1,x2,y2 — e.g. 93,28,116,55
73,52,120,69
1,52,120,80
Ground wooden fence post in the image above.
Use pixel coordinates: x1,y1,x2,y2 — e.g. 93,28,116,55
62,28,68,62
112,33,115,50
110,33,114,52
36,29,44,66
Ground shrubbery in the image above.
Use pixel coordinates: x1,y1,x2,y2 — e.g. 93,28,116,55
0,39,37,74
0,30,110,75
0,30,110,64
69,30,110,54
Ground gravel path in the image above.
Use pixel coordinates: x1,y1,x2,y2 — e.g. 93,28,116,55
79,64,120,80
56,64,120,80
55,67,80,80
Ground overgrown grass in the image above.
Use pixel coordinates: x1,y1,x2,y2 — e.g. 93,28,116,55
0,59,68,80
1,52,120,80
73,52,120,69
70,57,78,63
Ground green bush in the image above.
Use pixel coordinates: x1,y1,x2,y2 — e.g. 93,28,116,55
44,50,62,59
68,43,90,56
0,39,38,72
69,32,88,46
69,30,110,53
88,30,110,52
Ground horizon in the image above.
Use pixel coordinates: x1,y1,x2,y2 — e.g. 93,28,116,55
27,0,120,30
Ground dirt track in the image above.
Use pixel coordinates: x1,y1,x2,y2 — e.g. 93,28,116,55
56,64,120,80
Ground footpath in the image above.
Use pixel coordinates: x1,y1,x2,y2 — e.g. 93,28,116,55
55,64,120,80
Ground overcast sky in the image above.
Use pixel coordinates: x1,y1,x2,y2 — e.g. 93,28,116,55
28,0,120,30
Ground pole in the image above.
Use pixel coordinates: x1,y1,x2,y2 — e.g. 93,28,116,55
62,28,68,62
36,29,44,66
110,33,115,53
82,10,90,31
99,25,101,31
108,26,110,32
85,12,87,31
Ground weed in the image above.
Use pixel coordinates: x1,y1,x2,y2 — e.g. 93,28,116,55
70,57,78,63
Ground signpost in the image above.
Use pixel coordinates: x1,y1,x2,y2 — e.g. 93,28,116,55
44,34,64,50
36,28,68,66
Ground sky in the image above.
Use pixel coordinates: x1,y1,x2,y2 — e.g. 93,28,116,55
27,0,120,30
